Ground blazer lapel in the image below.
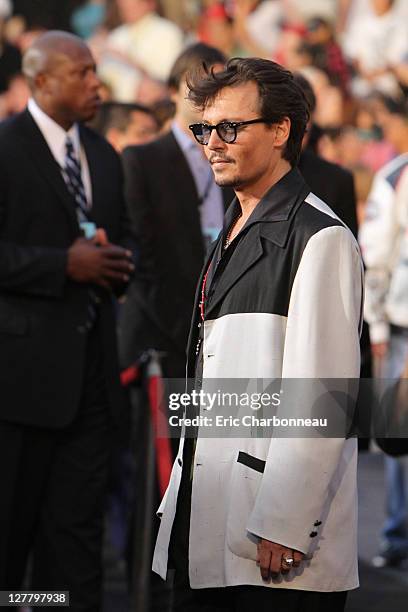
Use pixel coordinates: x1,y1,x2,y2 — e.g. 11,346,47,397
17,110,79,232
204,168,310,318
205,225,264,319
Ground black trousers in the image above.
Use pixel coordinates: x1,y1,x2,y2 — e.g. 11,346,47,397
0,323,112,611
169,440,348,612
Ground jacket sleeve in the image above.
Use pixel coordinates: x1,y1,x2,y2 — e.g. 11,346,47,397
359,173,397,344
246,226,363,554
0,241,67,298
0,178,67,298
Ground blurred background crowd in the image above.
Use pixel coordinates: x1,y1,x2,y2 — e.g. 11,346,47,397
1,1,408,611
1,0,408,213
1,0,408,183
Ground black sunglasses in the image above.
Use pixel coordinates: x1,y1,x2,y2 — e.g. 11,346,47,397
189,118,272,145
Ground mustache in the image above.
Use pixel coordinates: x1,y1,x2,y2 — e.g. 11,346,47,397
209,155,234,164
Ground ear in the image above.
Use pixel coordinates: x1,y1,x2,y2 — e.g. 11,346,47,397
274,117,291,148
169,86,178,105
34,72,47,92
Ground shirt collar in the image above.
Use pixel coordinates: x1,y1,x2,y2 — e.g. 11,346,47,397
28,98,81,168
225,167,311,248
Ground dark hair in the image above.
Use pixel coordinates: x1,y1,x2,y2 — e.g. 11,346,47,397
92,102,157,136
293,73,316,114
187,57,310,166
168,43,226,91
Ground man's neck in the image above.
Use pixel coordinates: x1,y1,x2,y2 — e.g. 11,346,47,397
235,160,292,219
33,96,73,132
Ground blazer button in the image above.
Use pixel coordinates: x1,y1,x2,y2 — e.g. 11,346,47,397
314,521,322,527
178,458,182,467
309,531,318,538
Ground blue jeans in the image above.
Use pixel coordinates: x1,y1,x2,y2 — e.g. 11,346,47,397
381,329,408,553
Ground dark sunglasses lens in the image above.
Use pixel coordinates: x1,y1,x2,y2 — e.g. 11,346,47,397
218,123,236,143
192,124,210,144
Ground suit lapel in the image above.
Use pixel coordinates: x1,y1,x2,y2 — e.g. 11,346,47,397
205,225,264,319
203,169,310,318
17,110,79,232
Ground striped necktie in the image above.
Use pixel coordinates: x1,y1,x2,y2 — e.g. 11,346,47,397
64,136,89,223
64,136,98,329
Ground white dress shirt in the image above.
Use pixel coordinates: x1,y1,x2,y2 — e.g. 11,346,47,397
172,121,224,248
28,97,93,206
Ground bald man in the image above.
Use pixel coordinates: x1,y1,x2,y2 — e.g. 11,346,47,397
0,31,134,609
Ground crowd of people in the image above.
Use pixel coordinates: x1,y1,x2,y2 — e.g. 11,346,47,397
0,1,408,611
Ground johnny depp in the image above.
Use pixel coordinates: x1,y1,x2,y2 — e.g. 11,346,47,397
153,58,363,612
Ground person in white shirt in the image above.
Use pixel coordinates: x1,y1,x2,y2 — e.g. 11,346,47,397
359,94,408,568
344,0,408,97
98,0,184,102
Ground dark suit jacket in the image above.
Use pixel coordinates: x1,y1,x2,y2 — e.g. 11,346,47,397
299,149,358,238
0,109,131,428
119,131,233,371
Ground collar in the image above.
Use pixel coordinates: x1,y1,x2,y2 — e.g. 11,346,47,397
225,167,311,248
27,98,81,168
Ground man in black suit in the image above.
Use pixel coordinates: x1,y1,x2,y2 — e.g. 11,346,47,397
119,43,232,380
0,31,133,610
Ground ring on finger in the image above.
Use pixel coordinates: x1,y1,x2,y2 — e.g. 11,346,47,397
282,555,294,567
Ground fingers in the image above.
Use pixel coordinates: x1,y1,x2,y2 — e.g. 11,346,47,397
280,555,292,574
268,548,282,577
257,543,272,582
293,550,303,568
102,245,133,260
257,541,304,581
101,249,134,279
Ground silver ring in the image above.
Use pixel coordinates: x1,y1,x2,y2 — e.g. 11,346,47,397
282,556,294,565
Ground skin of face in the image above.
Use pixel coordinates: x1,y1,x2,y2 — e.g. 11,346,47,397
124,110,158,144
371,0,394,16
107,110,158,151
35,43,101,128
201,81,290,194
116,0,155,23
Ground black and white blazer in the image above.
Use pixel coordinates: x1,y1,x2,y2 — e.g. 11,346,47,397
153,168,364,593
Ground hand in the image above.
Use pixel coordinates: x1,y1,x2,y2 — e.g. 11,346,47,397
256,539,304,581
371,342,388,359
67,237,134,289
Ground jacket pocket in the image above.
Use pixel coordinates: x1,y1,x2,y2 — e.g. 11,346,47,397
226,451,265,561
237,451,266,473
